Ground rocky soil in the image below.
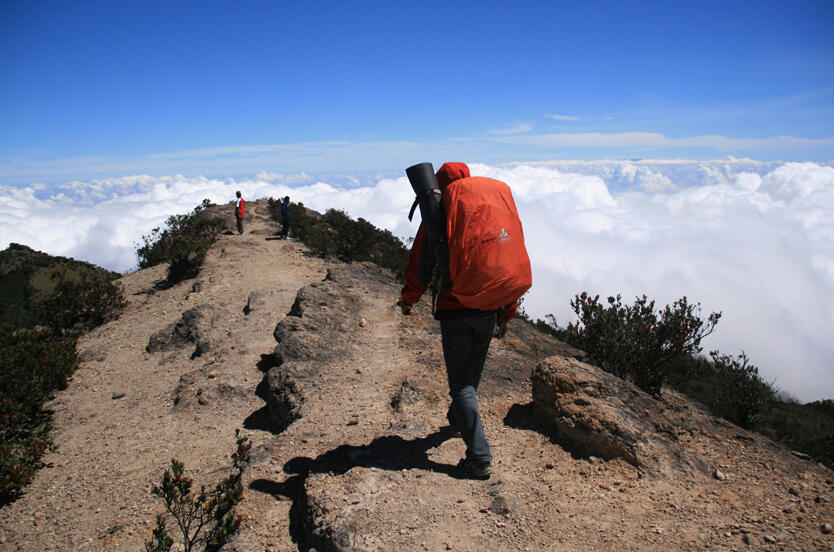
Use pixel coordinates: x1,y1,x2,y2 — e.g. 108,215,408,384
1,200,832,551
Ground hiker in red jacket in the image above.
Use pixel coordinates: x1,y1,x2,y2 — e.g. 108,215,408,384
400,162,522,479
235,191,245,235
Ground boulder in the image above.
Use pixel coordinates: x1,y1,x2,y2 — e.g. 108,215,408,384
272,275,362,365
146,304,225,358
244,290,270,315
532,355,706,479
263,361,319,432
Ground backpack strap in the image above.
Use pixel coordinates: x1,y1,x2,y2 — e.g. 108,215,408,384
408,187,441,222
495,306,507,338
430,270,441,316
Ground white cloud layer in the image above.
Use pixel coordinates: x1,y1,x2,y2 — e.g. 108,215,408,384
1,160,833,402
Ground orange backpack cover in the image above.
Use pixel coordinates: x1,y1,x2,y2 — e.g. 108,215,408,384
443,176,532,310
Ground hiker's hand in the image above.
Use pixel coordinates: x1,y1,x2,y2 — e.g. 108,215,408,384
398,300,412,315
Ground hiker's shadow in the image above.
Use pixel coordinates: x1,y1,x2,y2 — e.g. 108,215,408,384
248,429,482,549
250,428,468,500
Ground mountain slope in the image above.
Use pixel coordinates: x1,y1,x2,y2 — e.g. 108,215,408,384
0,200,831,551
0,243,121,328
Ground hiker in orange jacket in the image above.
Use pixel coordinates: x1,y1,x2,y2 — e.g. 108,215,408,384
400,162,519,479
235,191,245,235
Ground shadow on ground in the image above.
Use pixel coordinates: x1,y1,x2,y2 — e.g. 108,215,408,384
249,428,468,551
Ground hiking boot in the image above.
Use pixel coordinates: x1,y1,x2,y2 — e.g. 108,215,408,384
457,457,492,479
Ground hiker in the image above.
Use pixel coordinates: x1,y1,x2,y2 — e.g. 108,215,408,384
399,162,530,479
279,196,291,239
235,191,245,234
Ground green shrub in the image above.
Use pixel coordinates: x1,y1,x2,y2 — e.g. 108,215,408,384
38,271,127,334
146,431,251,552
136,200,224,283
305,223,337,257
166,235,210,283
709,351,776,428
0,324,78,504
561,293,721,396
267,201,409,277
758,399,834,469
267,198,316,242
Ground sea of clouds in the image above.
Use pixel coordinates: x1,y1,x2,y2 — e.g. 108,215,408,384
1,159,832,402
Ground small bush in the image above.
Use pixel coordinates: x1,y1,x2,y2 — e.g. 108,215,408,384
266,201,409,275
166,235,210,283
136,200,225,283
267,198,316,242
305,223,337,257
267,201,409,277
709,351,776,428
38,271,127,334
0,324,78,504
561,293,721,396
146,431,251,552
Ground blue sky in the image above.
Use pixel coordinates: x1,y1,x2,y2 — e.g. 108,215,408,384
1,0,833,184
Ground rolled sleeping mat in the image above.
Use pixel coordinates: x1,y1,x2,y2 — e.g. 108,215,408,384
405,162,451,286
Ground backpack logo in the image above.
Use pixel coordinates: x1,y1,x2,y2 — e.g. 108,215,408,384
498,228,511,243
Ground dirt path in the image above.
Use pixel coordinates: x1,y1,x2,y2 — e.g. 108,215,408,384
0,202,328,551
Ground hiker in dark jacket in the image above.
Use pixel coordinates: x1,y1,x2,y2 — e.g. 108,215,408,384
279,196,291,239
399,162,519,479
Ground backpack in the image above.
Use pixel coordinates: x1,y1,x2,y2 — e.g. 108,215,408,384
442,176,532,310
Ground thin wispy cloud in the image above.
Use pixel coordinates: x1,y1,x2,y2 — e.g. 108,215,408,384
495,132,834,150
488,123,535,136
549,114,582,122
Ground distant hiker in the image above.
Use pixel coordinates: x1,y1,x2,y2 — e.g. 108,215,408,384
399,162,532,479
279,196,291,239
235,191,245,234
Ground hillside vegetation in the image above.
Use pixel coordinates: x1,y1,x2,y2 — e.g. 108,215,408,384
530,298,833,470
0,244,128,504
0,243,121,328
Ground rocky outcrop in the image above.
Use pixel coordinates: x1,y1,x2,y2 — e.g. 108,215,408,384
146,304,226,358
272,270,363,366
263,266,369,433
532,355,707,479
172,366,249,410
263,361,319,432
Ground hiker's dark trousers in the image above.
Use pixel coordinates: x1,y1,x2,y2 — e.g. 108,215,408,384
236,216,244,234
440,310,495,465
281,215,290,238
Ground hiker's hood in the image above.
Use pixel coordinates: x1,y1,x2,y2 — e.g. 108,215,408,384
436,162,470,192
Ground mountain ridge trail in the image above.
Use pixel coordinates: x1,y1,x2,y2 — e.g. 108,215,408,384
1,200,832,551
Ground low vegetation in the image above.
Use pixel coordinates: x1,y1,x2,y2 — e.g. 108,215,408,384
0,270,126,505
0,325,77,504
267,199,409,278
136,199,226,283
0,243,121,328
557,293,721,397
145,431,251,552
38,271,127,334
